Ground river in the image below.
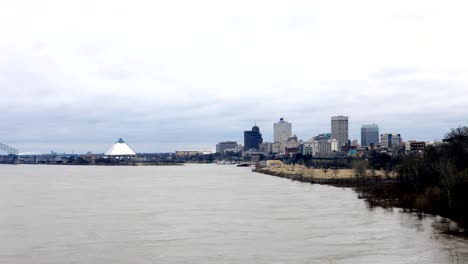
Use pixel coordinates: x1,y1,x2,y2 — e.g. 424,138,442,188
0,164,467,263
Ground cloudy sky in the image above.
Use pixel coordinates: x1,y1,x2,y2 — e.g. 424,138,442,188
1,0,467,154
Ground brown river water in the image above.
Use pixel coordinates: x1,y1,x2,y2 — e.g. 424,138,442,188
0,164,467,263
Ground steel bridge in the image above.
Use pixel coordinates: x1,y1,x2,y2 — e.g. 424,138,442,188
0,142,19,155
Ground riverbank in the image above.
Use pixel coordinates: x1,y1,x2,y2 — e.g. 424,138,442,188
254,164,397,185
254,165,466,233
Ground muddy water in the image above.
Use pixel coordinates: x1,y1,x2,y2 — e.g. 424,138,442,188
0,164,466,263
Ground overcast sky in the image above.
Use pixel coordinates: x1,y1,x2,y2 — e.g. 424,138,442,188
1,0,467,154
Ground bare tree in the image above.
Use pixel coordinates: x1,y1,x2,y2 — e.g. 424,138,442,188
437,159,458,209
353,160,369,184
322,167,328,178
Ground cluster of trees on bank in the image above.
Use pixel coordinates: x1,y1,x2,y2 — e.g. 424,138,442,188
396,127,468,226
290,127,468,227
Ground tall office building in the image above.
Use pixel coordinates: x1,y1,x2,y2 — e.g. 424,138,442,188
244,125,263,151
273,118,292,143
331,115,349,149
361,124,379,147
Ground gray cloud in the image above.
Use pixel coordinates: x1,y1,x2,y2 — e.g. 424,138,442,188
1,0,467,154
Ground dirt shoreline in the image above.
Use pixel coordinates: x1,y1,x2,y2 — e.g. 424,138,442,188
254,165,397,186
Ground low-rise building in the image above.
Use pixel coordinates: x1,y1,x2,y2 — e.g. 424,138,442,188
316,138,338,154
298,143,314,155
380,133,402,149
175,150,212,158
216,141,239,156
259,142,274,155
282,135,301,154
272,142,282,154
405,141,426,152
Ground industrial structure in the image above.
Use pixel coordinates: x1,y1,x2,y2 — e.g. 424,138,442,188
0,142,18,155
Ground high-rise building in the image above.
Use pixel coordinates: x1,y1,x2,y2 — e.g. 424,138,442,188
216,141,239,156
244,125,263,151
361,124,379,147
273,118,292,143
331,115,349,149
380,133,402,149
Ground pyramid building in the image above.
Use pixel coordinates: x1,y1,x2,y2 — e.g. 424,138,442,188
105,138,137,156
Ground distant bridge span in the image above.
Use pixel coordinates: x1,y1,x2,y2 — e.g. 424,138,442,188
0,142,18,155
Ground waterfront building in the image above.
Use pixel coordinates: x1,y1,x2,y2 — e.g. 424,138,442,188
380,133,402,149
361,124,379,147
273,118,292,143
331,116,349,149
105,138,137,156
216,141,239,156
175,150,212,158
244,125,263,151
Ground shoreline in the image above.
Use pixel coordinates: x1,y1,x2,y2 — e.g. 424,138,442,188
253,165,397,186
253,166,467,234
0,162,184,166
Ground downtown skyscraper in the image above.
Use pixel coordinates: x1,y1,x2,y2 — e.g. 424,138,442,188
273,118,292,143
244,125,263,151
331,115,349,149
361,124,379,147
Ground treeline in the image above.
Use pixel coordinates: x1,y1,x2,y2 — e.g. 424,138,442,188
395,127,468,226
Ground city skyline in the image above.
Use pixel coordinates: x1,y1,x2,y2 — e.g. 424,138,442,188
1,115,456,154
1,1,467,153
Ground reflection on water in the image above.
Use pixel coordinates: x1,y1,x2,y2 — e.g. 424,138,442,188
0,164,467,263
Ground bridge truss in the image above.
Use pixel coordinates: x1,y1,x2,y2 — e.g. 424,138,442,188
0,143,18,155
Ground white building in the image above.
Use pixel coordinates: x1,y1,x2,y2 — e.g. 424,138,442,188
303,138,338,156
105,138,137,156
273,118,292,143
